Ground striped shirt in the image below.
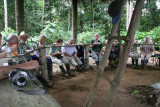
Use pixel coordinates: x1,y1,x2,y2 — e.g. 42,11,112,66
140,41,154,54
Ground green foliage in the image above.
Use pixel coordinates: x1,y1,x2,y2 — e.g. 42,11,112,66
40,21,72,45
0,27,16,41
121,26,160,46
0,0,159,49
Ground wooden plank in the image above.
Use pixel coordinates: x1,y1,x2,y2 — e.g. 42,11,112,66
84,45,89,69
0,78,61,107
105,36,130,41
105,0,145,106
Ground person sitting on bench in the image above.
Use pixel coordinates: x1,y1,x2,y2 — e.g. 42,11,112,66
62,38,85,72
140,36,154,69
0,33,53,87
130,39,139,69
50,39,75,77
90,34,103,66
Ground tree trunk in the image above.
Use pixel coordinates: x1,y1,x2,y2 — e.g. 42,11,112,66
4,0,8,28
15,0,24,34
126,0,133,30
72,0,78,44
105,0,145,106
42,0,45,27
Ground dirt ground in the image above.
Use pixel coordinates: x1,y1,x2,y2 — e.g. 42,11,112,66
48,59,160,107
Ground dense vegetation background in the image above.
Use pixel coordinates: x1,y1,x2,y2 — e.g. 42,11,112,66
0,0,159,48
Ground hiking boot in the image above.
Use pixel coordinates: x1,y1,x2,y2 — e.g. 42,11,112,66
49,75,54,80
37,75,53,87
64,73,70,78
68,72,76,77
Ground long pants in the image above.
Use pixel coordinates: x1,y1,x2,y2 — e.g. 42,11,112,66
91,51,102,62
51,56,68,66
141,53,152,61
63,56,82,67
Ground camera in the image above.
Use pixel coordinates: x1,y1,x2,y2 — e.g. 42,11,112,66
9,70,28,88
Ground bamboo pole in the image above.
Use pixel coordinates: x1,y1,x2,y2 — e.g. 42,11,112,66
84,0,126,107
39,46,48,80
84,45,89,68
105,0,145,106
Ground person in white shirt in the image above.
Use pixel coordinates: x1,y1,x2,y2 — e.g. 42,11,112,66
62,38,85,72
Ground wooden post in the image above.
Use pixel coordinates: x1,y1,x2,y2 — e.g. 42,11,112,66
4,0,8,28
15,0,24,34
39,47,48,79
84,1,126,107
72,0,78,44
126,0,133,30
105,0,145,106
84,45,89,69
117,44,123,63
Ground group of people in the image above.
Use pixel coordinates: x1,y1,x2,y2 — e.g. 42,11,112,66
130,36,154,69
89,34,155,70
0,32,87,83
0,32,155,86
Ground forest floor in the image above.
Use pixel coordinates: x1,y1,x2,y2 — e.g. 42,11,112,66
48,58,160,107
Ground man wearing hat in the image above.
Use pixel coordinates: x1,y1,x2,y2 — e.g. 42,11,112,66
19,31,32,61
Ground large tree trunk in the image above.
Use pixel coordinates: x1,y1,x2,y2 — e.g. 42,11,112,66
72,0,78,43
15,0,24,34
4,0,8,28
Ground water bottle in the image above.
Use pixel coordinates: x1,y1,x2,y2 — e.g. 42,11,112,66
5,42,12,57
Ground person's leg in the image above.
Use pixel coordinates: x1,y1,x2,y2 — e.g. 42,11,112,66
144,53,152,64
132,58,135,68
61,56,75,77
136,58,138,69
33,62,53,87
51,57,69,77
74,56,83,66
46,57,53,80
91,51,99,66
141,54,145,68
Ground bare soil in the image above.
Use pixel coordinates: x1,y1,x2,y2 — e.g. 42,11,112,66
48,64,160,107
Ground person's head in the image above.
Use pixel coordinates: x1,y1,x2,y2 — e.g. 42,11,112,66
6,33,19,46
38,35,46,45
56,39,63,45
19,31,30,43
145,36,151,43
68,38,74,45
94,34,99,41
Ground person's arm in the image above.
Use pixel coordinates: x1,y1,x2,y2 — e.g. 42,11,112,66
62,47,73,57
0,52,6,58
90,40,94,48
0,60,39,80
63,52,73,58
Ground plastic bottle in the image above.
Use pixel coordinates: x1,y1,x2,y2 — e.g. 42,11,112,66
5,42,12,57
